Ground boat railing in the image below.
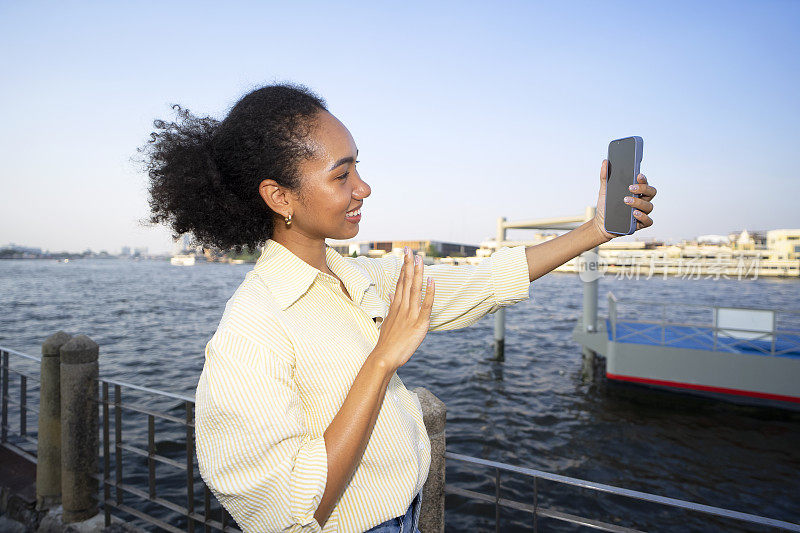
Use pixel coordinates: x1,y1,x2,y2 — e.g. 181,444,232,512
3,345,800,531
606,292,800,357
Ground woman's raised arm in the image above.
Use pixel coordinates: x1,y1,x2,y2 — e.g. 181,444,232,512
524,220,608,283
524,161,657,282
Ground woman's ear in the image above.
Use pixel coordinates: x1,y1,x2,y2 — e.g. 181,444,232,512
259,179,290,216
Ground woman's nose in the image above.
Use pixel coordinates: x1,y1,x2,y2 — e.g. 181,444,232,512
354,176,371,199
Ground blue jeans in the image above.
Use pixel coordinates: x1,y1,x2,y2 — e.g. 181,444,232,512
362,490,422,533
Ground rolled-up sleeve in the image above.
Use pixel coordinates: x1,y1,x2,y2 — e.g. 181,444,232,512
349,245,531,332
195,328,329,532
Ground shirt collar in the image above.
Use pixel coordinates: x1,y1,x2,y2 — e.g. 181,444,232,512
254,239,374,311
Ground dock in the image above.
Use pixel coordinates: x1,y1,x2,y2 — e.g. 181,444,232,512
573,292,800,410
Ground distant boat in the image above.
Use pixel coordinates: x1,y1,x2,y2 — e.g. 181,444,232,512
573,291,800,410
170,254,196,266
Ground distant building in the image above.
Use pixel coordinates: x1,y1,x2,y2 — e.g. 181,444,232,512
0,243,44,259
728,229,766,248
733,229,755,251
2,243,43,255
121,246,131,256
327,239,479,258
766,229,800,260
478,232,562,257
697,235,729,245
472,227,800,278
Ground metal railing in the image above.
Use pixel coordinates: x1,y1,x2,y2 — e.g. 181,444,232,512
606,293,800,357
96,378,241,533
3,344,800,532
0,347,40,463
0,345,239,532
445,452,800,532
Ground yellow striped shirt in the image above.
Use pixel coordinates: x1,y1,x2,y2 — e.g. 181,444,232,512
195,239,531,532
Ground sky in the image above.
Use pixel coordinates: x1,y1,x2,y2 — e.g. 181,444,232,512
1,1,799,254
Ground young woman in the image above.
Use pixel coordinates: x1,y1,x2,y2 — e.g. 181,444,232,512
141,83,656,533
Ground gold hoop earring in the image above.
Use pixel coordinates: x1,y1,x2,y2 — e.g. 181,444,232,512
284,214,292,227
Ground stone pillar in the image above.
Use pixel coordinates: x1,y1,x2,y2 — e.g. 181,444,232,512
36,331,72,510
59,335,99,523
413,387,446,533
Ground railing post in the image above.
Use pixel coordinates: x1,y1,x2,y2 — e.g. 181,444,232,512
60,334,99,523
413,387,446,533
771,313,777,355
36,331,72,510
608,292,617,341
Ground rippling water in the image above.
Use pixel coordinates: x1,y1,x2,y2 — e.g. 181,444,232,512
1,258,798,532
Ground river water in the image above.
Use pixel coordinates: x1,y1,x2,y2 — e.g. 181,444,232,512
1,258,798,532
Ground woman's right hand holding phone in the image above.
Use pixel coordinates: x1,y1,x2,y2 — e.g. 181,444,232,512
371,247,435,373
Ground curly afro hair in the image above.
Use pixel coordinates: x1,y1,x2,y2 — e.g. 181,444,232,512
138,83,328,253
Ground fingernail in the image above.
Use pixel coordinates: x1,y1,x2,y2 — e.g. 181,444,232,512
404,246,410,256
428,277,433,285
634,210,641,216
628,185,637,192
415,255,421,265
624,197,633,204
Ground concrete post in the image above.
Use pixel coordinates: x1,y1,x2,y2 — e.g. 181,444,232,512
493,309,506,361
59,335,99,523
494,216,507,361
36,331,72,510
581,205,599,379
582,263,599,333
413,387,446,533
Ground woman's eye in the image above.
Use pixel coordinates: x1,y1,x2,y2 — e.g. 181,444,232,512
336,160,359,180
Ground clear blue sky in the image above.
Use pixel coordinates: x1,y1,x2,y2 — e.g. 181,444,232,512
2,1,798,253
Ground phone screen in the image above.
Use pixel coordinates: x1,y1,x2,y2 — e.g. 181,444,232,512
606,138,637,234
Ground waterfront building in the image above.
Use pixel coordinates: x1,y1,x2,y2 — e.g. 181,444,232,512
327,239,479,259
328,229,800,278
766,229,800,260
0,244,44,258
734,229,756,251
468,228,799,278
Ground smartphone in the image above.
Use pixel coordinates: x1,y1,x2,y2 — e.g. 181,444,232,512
604,136,643,236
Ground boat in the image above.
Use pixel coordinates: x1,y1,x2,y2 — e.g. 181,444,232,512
170,254,196,266
572,292,800,410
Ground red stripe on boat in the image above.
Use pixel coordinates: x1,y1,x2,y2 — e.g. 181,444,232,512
605,373,800,404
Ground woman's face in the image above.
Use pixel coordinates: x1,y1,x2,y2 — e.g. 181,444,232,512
290,110,371,241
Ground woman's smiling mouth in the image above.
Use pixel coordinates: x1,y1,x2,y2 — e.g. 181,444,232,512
345,207,362,222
